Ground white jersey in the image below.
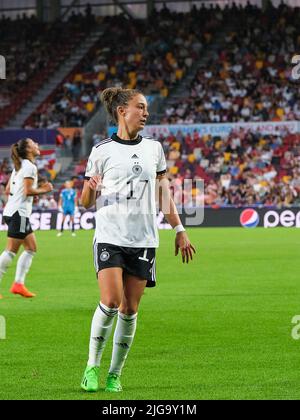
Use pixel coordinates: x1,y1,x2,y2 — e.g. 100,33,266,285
85,134,167,248
3,159,38,218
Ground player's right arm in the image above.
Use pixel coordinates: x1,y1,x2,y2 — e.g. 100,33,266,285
24,178,53,197
81,176,101,209
22,160,53,197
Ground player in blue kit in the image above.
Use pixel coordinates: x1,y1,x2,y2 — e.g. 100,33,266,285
57,181,77,237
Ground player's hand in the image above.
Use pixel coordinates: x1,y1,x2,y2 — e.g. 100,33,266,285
175,232,196,264
88,175,103,191
43,182,54,193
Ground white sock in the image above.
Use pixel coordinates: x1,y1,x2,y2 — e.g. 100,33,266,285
0,250,16,284
15,251,35,285
88,302,118,367
109,312,138,376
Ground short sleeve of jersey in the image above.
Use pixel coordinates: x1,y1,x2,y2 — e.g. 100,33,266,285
23,160,37,179
85,147,103,179
157,142,167,175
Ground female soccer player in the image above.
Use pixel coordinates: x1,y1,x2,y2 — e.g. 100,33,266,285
81,87,196,393
0,139,53,299
57,181,78,237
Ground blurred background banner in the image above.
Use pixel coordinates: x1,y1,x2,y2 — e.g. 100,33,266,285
0,129,57,146
109,121,300,138
1,208,300,230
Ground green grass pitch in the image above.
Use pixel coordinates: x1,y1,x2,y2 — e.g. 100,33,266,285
0,228,300,400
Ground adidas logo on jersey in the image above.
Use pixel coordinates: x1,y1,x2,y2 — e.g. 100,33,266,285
131,154,139,159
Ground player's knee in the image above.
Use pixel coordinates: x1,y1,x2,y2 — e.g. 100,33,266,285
25,246,37,253
8,245,20,254
102,299,121,309
119,304,138,315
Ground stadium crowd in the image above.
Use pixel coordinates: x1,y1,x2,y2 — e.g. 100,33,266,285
162,3,300,124
2,126,299,211
25,7,222,128
158,127,300,207
0,10,95,126
17,3,300,129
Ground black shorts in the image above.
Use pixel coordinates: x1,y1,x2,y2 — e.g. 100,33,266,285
3,211,33,240
94,242,157,288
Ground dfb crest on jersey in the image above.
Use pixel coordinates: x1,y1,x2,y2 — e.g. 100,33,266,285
100,250,110,262
132,164,142,176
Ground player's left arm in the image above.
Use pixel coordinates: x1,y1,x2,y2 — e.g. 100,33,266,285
24,177,53,196
157,173,196,264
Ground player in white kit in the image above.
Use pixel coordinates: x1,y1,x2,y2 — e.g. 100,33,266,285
0,139,53,299
81,88,196,393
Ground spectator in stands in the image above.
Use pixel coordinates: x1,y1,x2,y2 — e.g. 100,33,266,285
65,135,72,150
0,158,11,188
37,194,58,210
38,195,50,210
56,134,64,148
48,195,58,210
72,130,82,160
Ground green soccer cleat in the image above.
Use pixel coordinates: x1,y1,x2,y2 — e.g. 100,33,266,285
105,373,123,393
81,366,100,392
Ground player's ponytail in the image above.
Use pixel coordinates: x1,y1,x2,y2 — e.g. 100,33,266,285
100,87,141,124
11,138,29,171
